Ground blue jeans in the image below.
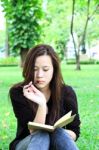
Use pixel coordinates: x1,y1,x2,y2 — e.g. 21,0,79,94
50,128,79,150
16,128,79,150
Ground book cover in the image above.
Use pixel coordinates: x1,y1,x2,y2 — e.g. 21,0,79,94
28,111,76,132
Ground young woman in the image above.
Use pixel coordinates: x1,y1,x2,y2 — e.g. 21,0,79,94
9,44,81,150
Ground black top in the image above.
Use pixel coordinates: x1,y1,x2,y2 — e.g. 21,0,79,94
9,85,81,150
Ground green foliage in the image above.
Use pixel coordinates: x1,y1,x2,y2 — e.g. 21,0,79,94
0,57,19,66
41,0,99,58
0,30,6,48
1,0,43,54
0,65,99,149
0,0,99,58
65,59,99,65
41,0,71,58
72,0,99,44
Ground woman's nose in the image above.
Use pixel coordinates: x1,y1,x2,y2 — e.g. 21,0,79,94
37,70,44,77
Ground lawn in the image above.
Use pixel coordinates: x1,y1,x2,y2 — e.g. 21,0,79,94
0,64,99,150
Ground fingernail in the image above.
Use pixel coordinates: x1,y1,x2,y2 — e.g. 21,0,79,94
29,81,32,84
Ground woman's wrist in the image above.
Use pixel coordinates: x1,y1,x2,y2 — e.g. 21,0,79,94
38,97,47,105
38,102,48,114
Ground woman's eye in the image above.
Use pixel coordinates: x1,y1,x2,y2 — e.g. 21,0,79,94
34,68,38,71
34,67,49,71
43,69,49,72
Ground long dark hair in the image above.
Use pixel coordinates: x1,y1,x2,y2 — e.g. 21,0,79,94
11,44,64,125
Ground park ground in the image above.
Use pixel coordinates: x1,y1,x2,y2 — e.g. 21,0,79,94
0,64,99,150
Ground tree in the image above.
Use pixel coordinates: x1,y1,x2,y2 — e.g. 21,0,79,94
70,0,99,70
1,0,43,66
41,0,71,59
41,0,99,67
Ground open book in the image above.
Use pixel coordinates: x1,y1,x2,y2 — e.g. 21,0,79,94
28,111,76,132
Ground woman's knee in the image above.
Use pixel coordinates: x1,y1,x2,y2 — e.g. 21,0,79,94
50,128,79,150
31,130,50,140
15,134,32,150
27,131,50,150
50,128,67,141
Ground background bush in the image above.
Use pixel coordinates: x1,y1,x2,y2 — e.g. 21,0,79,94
0,57,19,66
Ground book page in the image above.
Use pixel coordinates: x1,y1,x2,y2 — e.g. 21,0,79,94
28,111,76,132
54,111,72,127
28,122,54,132
54,114,76,128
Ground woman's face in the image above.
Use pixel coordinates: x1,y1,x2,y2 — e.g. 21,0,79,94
34,55,54,91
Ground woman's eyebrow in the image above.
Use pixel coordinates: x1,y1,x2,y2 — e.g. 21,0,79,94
34,65,50,67
43,66,50,68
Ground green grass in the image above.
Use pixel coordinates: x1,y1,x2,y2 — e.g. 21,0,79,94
0,64,99,150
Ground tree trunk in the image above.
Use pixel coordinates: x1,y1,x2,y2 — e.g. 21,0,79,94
5,19,9,57
20,48,29,67
76,54,81,70
5,34,9,57
70,0,81,70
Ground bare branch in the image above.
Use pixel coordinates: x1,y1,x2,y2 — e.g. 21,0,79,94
70,0,77,56
81,0,91,46
89,4,99,19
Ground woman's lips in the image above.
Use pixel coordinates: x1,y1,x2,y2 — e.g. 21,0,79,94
36,81,45,84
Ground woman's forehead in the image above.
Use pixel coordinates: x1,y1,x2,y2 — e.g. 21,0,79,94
35,55,53,66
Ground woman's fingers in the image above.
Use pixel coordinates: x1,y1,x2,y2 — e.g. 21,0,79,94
23,81,32,89
23,81,33,92
31,84,41,94
28,81,32,86
23,83,46,105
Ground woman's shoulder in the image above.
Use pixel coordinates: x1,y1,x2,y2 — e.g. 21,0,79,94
61,84,77,104
9,83,26,105
62,84,76,95
9,83,23,98
61,84,78,111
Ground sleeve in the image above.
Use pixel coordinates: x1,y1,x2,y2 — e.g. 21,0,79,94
9,87,34,127
63,86,81,140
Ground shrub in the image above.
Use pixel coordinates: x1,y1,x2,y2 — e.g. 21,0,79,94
65,59,99,64
0,57,19,66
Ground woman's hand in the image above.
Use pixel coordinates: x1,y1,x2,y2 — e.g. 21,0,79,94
66,129,76,141
23,81,46,105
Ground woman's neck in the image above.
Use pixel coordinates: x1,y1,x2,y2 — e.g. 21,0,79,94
41,88,51,103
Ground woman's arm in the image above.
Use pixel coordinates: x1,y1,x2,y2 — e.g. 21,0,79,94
33,103,47,124
63,86,81,140
29,103,48,134
23,82,48,132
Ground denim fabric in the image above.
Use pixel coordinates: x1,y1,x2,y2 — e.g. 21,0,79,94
50,128,79,150
15,128,79,150
16,131,50,150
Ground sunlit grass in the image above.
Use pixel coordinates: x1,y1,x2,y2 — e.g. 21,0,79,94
0,64,99,150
